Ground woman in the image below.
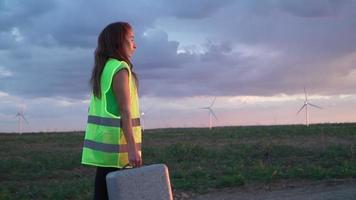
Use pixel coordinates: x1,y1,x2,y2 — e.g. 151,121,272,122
81,22,142,200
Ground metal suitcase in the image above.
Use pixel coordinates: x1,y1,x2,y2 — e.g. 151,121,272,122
106,164,173,200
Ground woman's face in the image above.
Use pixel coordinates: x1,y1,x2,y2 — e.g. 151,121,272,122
125,29,136,59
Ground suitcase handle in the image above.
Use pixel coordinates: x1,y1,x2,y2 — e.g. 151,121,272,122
122,163,147,169
122,163,132,169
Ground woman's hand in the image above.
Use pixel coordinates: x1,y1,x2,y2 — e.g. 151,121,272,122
128,145,142,167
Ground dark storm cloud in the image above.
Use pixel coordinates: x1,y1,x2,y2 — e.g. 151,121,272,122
137,40,247,97
145,0,356,97
0,46,92,98
1,0,233,49
162,0,234,19
276,0,350,18
134,30,181,70
0,0,56,31
0,0,356,100
0,0,233,99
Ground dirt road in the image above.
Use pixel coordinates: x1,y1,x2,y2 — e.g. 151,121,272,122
177,179,356,200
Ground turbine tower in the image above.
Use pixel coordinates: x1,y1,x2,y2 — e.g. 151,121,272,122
140,104,154,132
200,96,218,129
296,87,322,126
15,106,29,134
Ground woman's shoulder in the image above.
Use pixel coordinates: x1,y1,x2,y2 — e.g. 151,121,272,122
107,58,129,66
106,58,130,71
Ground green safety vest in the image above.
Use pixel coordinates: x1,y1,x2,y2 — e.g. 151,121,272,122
81,58,142,168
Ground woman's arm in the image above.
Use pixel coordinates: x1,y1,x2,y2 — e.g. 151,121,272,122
112,69,142,167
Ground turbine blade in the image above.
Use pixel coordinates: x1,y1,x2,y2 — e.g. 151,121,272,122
304,87,307,101
209,96,217,108
144,104,155,114
209,109,218,121
21,115,29,124
308,103,322,109
296,104,306,115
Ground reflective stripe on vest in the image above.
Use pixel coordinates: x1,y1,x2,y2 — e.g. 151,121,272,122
83,139,141,153
87,115,141,127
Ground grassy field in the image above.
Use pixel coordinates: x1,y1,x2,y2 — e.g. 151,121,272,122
1,123,356,199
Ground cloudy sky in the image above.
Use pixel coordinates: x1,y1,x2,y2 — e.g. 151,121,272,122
1,0,356,132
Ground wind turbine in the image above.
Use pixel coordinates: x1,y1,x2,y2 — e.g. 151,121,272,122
200,97,218,129
140,104,154,132
296,87,322,126
15,106,29,134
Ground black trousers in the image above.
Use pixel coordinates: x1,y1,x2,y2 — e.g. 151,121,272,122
93,166,120,200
